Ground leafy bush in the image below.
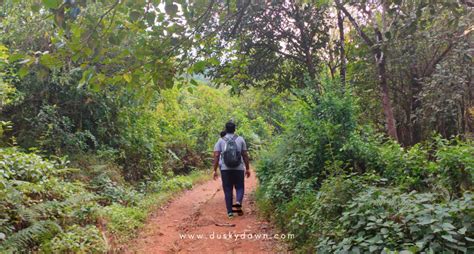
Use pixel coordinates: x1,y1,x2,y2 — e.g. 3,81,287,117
116,107,164,181
256,84,474,252
317,189,474,253
257,85,360,204
434,137,474,195
0,148,101,252
33,105,98,155
0,147,56,182
100,204,147,243
90,173,142,206
156,85,273,174
40,225,107,253
374,137,474,194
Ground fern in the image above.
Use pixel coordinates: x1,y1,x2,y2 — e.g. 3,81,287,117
16,201,60,223
16,193,96,224
0,220,62,252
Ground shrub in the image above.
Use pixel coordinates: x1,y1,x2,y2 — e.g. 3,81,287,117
256,85,360,204
41,225,107,253
377,141,436,191
116,108,164,181
317,188,474,253
256,83,474,252
434,137,474,195
0,147,56,182
100,203,147,243
0,148,101,252
90,173,142,206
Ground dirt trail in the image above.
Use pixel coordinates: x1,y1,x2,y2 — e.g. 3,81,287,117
125,170,281,253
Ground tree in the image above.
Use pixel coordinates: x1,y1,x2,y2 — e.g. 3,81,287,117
185,0,330,92
335,0,398,141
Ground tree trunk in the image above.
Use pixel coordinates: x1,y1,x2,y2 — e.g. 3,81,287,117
335,1,399,141
337,9,346,90
409,72,422,145
374,31,398,140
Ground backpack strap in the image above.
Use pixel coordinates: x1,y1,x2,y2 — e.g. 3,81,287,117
223,135,237,152
223,135,238,142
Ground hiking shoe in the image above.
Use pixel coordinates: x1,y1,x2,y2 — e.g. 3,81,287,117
232,203,244,216
227,212,234,219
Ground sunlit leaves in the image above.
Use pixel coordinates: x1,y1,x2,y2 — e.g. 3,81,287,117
42,0,61,9
39,54,63,69
77,68,94,89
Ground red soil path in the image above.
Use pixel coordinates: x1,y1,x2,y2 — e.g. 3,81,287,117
124,170,283,253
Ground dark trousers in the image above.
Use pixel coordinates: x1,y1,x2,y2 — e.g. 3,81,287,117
220,170,245,213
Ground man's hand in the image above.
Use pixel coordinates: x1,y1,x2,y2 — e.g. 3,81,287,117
245,169,251,178
212,151,220,180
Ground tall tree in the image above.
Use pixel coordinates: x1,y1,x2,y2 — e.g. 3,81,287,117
337,8,346,89
185,0,330,92
335,0,399,141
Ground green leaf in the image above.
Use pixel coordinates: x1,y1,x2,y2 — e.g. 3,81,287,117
441,222,456,231
31,3,41,12
78,69,93,89
123,73,132,83
129,11,141,22
441,234,458,243
18,66,29,78
42,0,61,9
369,245,378,252
192,61,207,73
146,12,156,25
9,53,25,62
39,54,62,69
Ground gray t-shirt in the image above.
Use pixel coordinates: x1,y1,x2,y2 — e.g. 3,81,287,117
214,133,247,170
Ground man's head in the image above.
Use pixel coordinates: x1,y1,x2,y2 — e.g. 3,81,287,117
225,122,236,133
220,131,226,137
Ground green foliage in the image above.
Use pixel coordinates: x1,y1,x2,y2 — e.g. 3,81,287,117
100,204,147,243
257,83,359,204
318,189,474,253
1,220,62,253
434,137,474,195
90,173,142,206
41,225,107,253
100,170,208,243
0,148,103,252
0,147,56,182
256,82,474,252
156,84,273,174
0,142,211,251
374,137,474,194
115,106,164,181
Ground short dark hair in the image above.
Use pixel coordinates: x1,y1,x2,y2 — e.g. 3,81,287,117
220,131,226,137
225,122,236,133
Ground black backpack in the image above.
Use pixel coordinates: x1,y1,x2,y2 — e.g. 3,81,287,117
222,135,241,168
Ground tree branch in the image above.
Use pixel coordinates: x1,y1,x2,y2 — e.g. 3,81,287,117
335,0,374,46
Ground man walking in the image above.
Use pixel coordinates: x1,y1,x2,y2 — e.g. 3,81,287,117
213,122,251,218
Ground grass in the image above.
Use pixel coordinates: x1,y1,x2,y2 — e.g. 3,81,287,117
100,169,211,249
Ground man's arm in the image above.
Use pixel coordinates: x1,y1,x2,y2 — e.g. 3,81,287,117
213,151,220,180
242,150,251,178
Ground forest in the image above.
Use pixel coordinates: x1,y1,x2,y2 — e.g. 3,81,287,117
0,0,472,253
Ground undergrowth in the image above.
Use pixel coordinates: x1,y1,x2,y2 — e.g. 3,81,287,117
256,84,474,253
